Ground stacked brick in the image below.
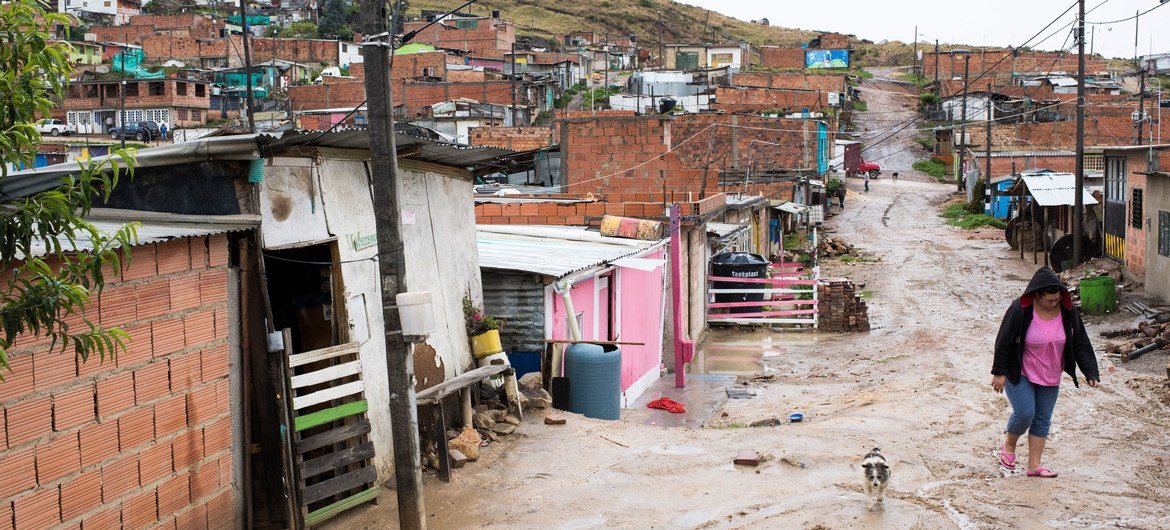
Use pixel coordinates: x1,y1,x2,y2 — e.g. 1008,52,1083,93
0,235,237,530
817,279,870,332
468,126,554,151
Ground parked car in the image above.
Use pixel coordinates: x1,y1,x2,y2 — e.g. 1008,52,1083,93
109,121,160,141
35,118,75,137
858,160,881,178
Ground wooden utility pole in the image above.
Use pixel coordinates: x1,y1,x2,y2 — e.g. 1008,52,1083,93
359,0,425,528
510,42,517,126
1073,0,1086,265
1137,69,1146,145
933,40,940,92
657,10,664,68
986,81,994,214
912,25,918,76
237,0,256,133
958,53,970,192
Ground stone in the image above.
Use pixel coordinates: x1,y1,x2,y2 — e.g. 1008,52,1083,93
518,392,530,408
734,451,761,466
474,404,490,413
447,428,481,461
544,414,567,425
472,410,497,430
502,414,521,426
449,449,468,469
491,423,516,435
445,429,460,440
518,372,544,394
527,388,553,409
488,409,508,422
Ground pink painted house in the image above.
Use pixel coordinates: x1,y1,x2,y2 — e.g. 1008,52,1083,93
477,225,667,406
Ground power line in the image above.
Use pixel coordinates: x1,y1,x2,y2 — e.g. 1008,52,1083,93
1086,0,1169,24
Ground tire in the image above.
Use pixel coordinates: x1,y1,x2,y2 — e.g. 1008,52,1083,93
868,169,879,178
110,132,119,139
135,132,146,141
50,128,60,137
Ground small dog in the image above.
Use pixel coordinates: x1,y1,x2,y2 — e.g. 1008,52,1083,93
861,447,891,511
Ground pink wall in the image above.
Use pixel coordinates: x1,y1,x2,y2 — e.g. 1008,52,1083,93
548,247,667,392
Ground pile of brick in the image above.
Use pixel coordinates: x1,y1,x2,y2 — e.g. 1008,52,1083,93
818,279,870,332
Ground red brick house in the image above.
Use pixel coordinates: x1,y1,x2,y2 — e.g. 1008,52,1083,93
401,14,515,55
62,78,212,133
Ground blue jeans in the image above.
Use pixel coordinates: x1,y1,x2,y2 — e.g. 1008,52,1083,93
1004,376,1060,438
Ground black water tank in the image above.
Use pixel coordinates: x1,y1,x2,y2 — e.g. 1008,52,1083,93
658,97,676,114
711,252,769,313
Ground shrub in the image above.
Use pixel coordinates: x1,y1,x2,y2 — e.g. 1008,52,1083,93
852,99,868,112
913,157,947,181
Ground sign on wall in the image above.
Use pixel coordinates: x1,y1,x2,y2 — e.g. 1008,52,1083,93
805,49,849,69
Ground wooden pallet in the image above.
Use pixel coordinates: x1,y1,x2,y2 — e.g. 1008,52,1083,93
283,339,379,528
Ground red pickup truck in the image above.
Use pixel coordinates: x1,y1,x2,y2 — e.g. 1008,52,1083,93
857,161,881,178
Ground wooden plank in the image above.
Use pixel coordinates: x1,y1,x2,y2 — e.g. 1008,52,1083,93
709,309,819,319
289,342,362,368
293,380,365,410
416,365,509,403
303,486,381,527
294,400,369,432
707,300,817,308
300,442,375,479
301,465,378,505
290,361,362,389
297,420,372,454
707,288,814,294
708,318,817,325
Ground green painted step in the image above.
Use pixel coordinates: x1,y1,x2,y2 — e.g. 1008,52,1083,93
294,400,368,432
304,486,380,526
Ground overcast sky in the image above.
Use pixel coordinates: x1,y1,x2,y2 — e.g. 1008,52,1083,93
676,0,1170,60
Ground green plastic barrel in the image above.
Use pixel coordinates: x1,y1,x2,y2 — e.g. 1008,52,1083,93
247,158,265,183
1079,276,1117,315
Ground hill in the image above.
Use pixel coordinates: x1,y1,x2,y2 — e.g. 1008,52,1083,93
404,0,820,52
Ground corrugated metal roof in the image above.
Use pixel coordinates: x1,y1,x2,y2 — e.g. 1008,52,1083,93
477,225,661,278
28,208,259,257
706,222,748,238
1021,173,1099,207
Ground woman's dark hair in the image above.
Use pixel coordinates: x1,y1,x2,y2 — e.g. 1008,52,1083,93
1039,285,1063,295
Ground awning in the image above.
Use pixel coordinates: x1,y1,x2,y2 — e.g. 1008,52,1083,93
706,222,748,238
476,225,662,278
1020,173,1099,207
27,208,259,257
773,202,810,214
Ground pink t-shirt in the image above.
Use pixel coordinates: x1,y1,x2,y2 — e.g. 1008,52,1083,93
1022,311,1066,386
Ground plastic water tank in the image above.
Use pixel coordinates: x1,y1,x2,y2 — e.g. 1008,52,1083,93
565,343,621,420
711,252,770,313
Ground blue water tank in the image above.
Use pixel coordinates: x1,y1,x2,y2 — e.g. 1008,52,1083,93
565,343,621,420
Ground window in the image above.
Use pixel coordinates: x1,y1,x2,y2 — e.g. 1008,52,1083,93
1132,188,1144,229
422,67,436,77
124,82,139,97
148,82,164,96
177,108,188,120
195,84,206,97
192,109,202,121
1083,153,1104,172
176,83,187,96
1160,211,1170,258
710,53,734,66
1105,156,1127,202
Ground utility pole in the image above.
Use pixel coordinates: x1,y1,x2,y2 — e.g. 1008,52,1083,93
604,33,609,96
1073,0,1086,265
958,53,970,192
1138,69,1146,145
986,81,994,214
237,0,256,132
510,42,517,126
1134,9,1140,68
120,34,127,149
933,40,940,93
359,0,424,528
655,9,664,67
912,25,918,77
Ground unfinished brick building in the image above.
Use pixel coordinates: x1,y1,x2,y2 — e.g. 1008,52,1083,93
402,14,515,55
923,49,1109,82
759,46,806,69
62,78,212,131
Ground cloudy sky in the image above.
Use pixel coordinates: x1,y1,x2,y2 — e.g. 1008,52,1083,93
676,0,1170,60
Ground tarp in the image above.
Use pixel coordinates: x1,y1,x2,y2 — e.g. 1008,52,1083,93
395,43,437,55
1021,173,1099,207
227,15,271,25
111,49,164,79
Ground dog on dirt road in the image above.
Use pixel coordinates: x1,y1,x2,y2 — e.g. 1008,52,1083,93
861,448,890,511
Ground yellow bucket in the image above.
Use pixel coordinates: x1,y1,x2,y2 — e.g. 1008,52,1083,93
470,329,503,358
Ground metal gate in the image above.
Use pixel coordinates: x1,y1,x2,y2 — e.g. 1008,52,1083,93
1103,156,1127,261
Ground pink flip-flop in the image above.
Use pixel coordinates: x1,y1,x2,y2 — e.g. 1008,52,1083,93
998,444,1016,470
1026,467,1058,478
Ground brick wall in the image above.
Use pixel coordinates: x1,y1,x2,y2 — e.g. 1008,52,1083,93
468,126,554,150
817,33,849,50
474,192,727,225
91,15,222,45
63,80,211,113
349,51,449,81
971,154,1077,174
0,235,236,530
1128,166,1148,277
289,79,367,112
989,111,1170,150
446,68,487,83
732,72,846,94
237,36,345,67
759,47,806,69
289,78,516,115
142,35,228,63
401,18,514,55
671,114,817,173
923,50,1109,81
711,86,825,113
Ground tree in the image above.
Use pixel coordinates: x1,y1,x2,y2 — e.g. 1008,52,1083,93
1,0,138,379
317,0,351,39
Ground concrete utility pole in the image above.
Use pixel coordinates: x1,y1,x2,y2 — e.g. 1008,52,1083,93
912,25,918,76
510,42,517,126
958,53,970,192
1073,0,1086,265
359,0,424,528
1134,9,1140,68
933,40,940,92
657,10,664,68
120,35,127,149
1137,69,1146,145
237,0,256,133
986,81,994,213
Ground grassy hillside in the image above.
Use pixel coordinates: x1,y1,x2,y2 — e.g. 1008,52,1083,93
405,0,819,51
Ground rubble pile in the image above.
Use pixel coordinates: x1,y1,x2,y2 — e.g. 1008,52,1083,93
818,279,870,332
1058,257,1125,292
1103,310,1170,363
819,236,856,258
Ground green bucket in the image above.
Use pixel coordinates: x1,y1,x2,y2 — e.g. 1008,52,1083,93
1079,276,1117,315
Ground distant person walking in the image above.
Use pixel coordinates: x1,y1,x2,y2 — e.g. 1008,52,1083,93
159,121,168,142
837,183,846,209
105,116,113,133
863,171,871,192
991,267,1100,478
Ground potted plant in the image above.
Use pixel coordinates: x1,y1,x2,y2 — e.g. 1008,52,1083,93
463,296,502,358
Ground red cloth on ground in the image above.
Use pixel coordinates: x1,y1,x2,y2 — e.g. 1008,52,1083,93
647,397,686,413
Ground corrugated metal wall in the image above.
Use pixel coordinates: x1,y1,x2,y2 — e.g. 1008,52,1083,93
482,270,546,352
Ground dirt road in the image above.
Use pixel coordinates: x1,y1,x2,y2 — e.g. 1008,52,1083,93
853,67,937,183
330,72,1170,530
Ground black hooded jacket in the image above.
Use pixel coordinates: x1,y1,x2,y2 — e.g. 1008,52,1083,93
992,267,1100,387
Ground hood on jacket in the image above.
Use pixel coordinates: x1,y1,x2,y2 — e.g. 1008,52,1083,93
1021,266,1072,309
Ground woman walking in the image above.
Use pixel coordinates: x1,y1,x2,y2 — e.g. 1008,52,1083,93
991,267,1100,477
